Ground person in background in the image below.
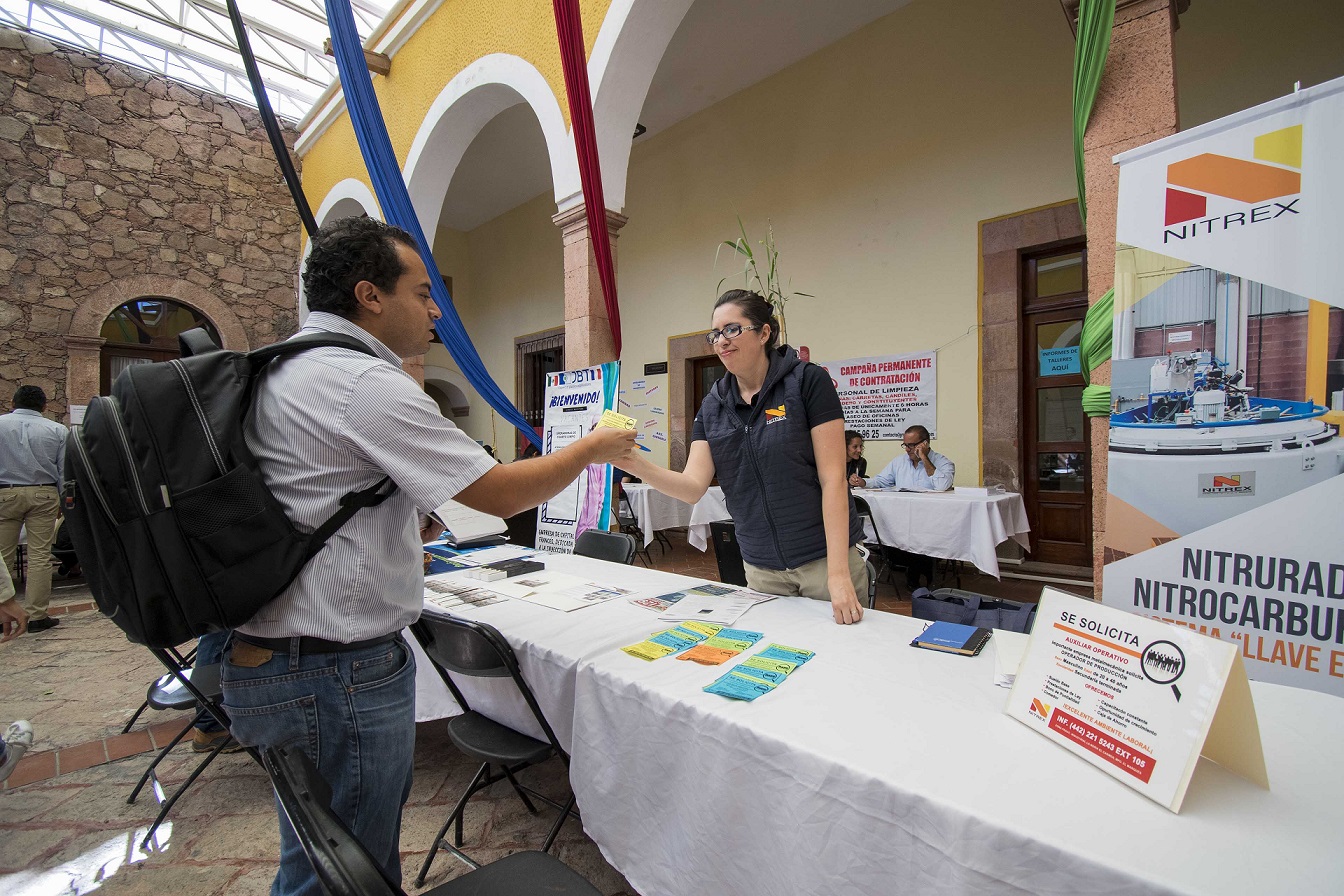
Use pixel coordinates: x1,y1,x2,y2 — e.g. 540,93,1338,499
850,424,955,589
0,385,67,633
0,720,34,783
844,430,867,481
622,290,867,625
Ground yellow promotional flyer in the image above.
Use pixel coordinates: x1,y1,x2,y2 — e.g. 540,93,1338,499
1102,77,1344,698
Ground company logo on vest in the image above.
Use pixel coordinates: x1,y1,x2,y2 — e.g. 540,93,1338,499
1163,125,1302,243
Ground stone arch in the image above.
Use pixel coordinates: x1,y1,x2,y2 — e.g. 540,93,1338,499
65,274,250,408
423,364,472,419
587,0,695,212
402,54,576,242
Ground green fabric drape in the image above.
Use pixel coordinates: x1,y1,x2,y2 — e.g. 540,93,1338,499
1080,287,1114,416
1072,0,1116,226
1074,1,1117,416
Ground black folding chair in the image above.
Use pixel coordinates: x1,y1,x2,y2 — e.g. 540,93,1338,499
262,744,601,896
572,529,637,565
852,495,897,591
128,646,248,849
613,490,652,567
864,559,877,610
121,644,197,734
410,615,577,885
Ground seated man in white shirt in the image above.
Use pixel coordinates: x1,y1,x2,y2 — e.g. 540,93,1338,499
849,425,953,589
849,425,953,491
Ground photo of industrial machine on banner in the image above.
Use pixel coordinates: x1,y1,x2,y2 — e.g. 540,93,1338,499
1101,77,1344,698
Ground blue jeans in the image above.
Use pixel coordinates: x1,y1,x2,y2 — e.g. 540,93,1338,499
194,631,230,734
221,636,417,896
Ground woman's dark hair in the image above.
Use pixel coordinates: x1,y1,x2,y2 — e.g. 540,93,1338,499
844,429,863,445
713,289,779,350
302,216,419,318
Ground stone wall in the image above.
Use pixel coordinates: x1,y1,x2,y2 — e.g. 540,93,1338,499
0,27,301,419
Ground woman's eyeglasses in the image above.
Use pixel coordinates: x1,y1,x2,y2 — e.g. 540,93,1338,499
705,323,760,345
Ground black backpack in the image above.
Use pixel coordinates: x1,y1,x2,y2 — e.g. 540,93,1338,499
62,328,397,647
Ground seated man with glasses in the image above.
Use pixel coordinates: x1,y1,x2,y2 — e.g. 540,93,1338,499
850,424,954,589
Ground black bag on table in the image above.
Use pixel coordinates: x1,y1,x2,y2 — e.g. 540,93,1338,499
62,328,396,648
910,587,1038,634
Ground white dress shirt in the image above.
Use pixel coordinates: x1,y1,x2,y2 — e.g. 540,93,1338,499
866,448,955,492
240,312,496,642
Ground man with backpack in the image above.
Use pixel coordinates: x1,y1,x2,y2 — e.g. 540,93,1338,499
221,215,637,896
0,385,68,633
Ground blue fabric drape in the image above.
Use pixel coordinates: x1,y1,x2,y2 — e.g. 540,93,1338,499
324,0,539,447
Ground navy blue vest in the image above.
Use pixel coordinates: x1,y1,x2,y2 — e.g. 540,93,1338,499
696,347,863,570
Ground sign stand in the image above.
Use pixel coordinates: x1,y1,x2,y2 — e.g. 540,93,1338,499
1007,588,1267,812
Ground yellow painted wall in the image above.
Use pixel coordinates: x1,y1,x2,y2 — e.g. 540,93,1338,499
425,191,564,450
613,0,1077,479
300,0,610,231
1176,0,1344,130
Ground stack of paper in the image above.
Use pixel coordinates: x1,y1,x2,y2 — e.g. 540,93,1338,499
704,643,815,701
430,499,508,547
677,628,764,665
622,622,724,661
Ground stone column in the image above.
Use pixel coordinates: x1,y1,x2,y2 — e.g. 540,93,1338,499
1079,0,1185,592
64,335,106,417
551,205,628,368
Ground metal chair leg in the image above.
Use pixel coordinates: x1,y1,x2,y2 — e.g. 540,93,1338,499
129,712,200,804
139,732,233,850
541,793,577,852
417,762,488,887
501,765,539,814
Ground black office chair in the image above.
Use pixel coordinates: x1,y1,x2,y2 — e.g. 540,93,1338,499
262,744,601,896
410,615,576,885
572,528,637,565
128,646,244,849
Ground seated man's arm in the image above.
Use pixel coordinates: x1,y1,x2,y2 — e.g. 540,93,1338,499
929,454,955,491
866,459,897,490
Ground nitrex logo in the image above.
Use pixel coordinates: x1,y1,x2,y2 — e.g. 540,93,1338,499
1162,125,1302,244
1198,471,1256,496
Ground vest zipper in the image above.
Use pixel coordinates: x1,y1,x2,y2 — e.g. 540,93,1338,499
105,396,152,517
730,409,787,569
171,359,227,477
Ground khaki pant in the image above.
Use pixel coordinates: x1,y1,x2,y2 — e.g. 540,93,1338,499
744,546,869,604
0,485,60,621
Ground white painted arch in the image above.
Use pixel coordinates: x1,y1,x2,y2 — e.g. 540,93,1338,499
423,364,473,418
403,54,579,243
586,0,695,213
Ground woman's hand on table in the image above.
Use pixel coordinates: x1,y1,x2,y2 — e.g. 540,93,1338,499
829,575,864,625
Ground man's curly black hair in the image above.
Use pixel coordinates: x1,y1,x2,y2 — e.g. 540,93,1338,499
302,216,419,318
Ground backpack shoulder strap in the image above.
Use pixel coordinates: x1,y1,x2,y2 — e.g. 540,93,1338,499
248,332,378,367
305,476,398,559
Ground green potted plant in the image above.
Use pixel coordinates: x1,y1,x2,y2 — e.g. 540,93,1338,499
716,218,812,346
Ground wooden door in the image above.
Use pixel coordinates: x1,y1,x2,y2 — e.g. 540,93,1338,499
1021,246,1091,567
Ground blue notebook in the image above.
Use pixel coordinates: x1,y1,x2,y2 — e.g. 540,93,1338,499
910,621,992,656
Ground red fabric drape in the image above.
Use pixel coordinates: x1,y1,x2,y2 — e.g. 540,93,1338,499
552,0,621,358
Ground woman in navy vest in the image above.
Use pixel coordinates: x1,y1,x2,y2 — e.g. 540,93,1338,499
623,291,867,624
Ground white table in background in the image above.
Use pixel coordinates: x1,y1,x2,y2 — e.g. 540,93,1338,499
855,488,1031,578
620,483,693,548
568,598,1344,896
686,486,729,551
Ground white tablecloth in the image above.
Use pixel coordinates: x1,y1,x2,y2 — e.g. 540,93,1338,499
569,597,1344,895
856,489,1031,578
409,553,704,747
621,483,693,547
686,486,729,551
